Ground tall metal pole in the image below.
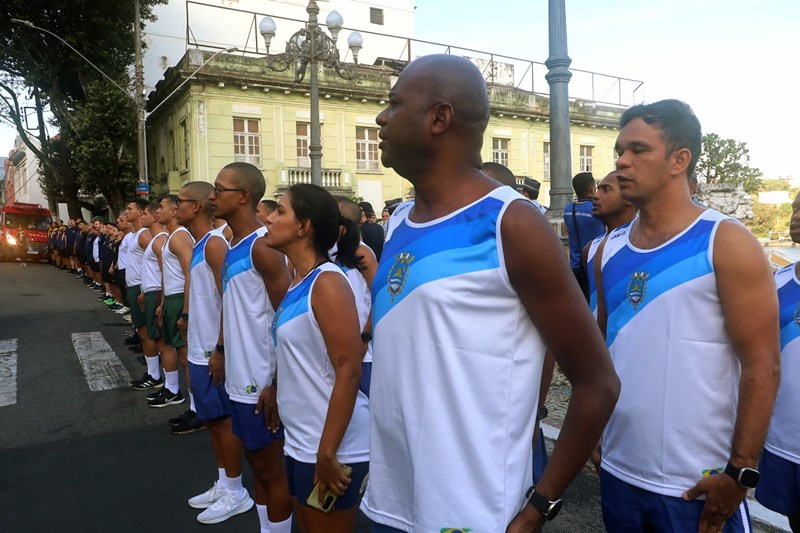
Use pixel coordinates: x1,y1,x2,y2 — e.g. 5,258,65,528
545,0,573,214
133,0,148,188
307,1,323,187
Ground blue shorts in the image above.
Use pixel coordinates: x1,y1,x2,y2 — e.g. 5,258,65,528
600,470,751,532
532,426,548,484
359,362,372,398
188,362,232,421
229,400,284,452
285,455,368,511
372,524,406,533
756,448,800,516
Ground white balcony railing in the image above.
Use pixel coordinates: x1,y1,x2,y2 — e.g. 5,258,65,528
287,168,342,188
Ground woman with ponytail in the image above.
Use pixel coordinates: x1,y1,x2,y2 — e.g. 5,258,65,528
265,184,369,532
333,197,379,397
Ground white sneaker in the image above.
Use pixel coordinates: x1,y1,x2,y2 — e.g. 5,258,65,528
187,482,225,509
114,306,130,314
196,488,254,524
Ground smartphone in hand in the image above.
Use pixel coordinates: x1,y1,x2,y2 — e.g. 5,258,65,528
306,464,353,513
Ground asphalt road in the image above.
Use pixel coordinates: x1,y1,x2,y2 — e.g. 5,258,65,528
0,261,605,532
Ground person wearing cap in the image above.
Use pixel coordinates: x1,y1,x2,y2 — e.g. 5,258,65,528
521,177,547,215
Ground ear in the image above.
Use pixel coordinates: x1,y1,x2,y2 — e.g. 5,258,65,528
431,103,454,135
298,218,313,236
670,147,692,177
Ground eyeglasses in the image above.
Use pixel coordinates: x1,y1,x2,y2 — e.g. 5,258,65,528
213,185,247,194
175,197,198,207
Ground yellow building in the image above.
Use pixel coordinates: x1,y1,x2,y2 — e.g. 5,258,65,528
145,49,623,209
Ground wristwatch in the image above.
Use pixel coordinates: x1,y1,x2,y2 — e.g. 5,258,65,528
724,463,760,488
215,343,224,354
526,486,563,521
360,331,373,343
536,404,549,422
180,312,189,321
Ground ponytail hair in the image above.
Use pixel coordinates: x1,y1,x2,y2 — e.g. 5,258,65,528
336,216,365,270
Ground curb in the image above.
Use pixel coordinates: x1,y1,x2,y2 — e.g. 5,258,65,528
540,421,790,533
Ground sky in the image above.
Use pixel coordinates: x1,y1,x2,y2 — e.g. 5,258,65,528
2,0,798,179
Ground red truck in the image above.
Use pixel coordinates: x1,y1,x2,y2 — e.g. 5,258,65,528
0,202,53,261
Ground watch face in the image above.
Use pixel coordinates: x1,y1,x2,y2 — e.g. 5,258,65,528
546,499,563,520
740,468,760,488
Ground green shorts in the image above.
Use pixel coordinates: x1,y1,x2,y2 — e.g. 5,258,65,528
127,285,145,328
144,290,162,341
161,293,186,348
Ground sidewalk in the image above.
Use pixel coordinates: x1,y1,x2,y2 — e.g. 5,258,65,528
542,371,791,533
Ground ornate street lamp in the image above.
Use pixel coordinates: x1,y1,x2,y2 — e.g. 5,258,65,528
260,1,364,187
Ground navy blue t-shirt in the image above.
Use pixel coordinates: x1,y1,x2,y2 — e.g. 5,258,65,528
563,200,605,268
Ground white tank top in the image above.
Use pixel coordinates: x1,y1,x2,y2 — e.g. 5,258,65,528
141,231,167,293
361,187,545,532
125,228,148,286
117,232,133,270
597,209,740,497
188,230,225,366
272,262,370,463
330,242,374,364
766,264,800,463
222,227,276,404
162,227,193,296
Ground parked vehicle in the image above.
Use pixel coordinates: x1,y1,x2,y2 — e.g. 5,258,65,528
0,202,52,261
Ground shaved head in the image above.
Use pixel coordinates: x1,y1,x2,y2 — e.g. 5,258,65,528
222,162,266,207
338,198,362,225
182,181,215,214
482,162,517,187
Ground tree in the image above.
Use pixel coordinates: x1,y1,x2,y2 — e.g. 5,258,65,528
696,133,763,194
0,0,165,216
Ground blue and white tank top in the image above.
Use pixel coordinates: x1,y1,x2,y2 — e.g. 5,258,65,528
766,264,800,463
162,227,193,296
597,209,741,497
272,262,369,464
141,231,167,293
188,230,225,366
125,228,147,286
360,187,546,532
222,227,276,404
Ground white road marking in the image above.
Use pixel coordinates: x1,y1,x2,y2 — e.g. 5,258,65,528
0,338,18,407
71,332,131,391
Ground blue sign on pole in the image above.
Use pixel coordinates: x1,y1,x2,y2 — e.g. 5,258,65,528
135,183,150,196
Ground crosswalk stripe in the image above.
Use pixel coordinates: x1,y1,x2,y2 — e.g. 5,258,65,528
0,338,18,407
71,332,131,391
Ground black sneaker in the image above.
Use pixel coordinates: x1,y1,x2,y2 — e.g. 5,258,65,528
128,345,143,354
145,387,166,401
171,412,207,435
109,304,123,311
148,389,185,408
169,409,196,427
131,374,164,391
124,336,140,346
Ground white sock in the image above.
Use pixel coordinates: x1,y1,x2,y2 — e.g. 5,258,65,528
268,516,291,533
222,474,243,494
256,504,269,532
145,356,161,380
217,468,226,484
165,370,180,394
189,391,196,412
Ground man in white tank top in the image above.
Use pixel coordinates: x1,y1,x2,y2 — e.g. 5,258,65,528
210,162,293,533
593,100,779,532
363,54,620,532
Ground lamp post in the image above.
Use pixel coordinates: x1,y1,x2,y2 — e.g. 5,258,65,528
259,1,363,187
9,16,236,195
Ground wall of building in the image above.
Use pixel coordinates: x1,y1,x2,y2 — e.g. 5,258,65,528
3,137,49,208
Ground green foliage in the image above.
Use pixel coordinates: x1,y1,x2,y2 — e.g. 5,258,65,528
696,133,763,194
746,202,792,238
759,179,792,192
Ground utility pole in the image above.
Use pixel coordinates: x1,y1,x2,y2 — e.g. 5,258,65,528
133,0,148,194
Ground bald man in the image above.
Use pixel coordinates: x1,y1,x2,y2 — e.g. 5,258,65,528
363,54,620,532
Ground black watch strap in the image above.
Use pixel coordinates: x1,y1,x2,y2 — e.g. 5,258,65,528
215,343,224,354
724,463,760,488
361,331,373,343
526,486,563,521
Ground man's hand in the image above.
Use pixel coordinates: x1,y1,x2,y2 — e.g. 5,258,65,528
506,504,545,533
176,315,187,340
683,474,747,533
208,350,225,386
138,293,144,312
156,304,163,327
254,384,280,433
591,441,602,475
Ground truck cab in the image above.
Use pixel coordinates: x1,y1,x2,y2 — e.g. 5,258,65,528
0,202,53,261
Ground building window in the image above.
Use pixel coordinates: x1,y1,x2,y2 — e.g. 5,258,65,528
579,145,593,173
543,142,551,181
233,118,261,166
179,120,189,171
492,138,510,167
370,7,384,25
296,123,310,168
356,127,379,171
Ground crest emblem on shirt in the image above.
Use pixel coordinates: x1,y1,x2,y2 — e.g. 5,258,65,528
794,304,800,327
626,271,650,310
387,252,414,302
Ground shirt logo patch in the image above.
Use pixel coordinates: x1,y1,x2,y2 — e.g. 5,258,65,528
387,252,414,302
794,304,800,327
702,467,724,478
245,384,258,395
626,271,650,310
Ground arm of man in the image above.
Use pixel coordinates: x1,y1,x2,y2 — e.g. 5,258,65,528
357,243,378,352
153,234,167,325
172,231,194,335
138,228,152,250
683,220,780,532
312,271,363,502
252,237,291,311
502,199,620,532
206,236,227,386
